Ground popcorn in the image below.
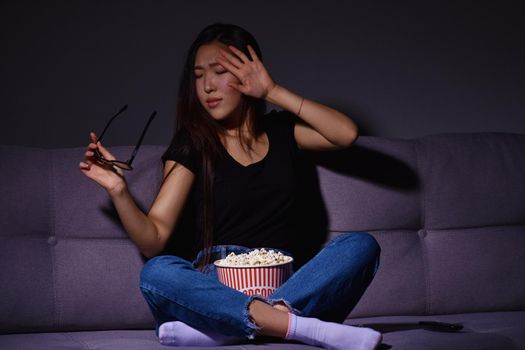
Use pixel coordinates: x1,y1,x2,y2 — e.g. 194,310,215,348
214,248,294,296
217,248,292,267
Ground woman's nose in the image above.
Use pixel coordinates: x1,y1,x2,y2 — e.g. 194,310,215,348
204,76,215,93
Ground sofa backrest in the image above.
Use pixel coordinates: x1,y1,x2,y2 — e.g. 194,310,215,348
1,132,525,333
0,145,164,333
337,133,525,318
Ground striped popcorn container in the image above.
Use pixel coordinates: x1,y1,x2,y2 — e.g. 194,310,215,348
214,259,294,297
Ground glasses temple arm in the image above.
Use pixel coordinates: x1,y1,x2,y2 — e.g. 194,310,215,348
96,104,128,143
127,111,157,165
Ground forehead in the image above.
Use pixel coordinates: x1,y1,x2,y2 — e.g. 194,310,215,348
194,42,228,68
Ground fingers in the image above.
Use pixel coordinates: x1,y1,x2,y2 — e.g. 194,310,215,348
219,47,244,68
217,45,259,82
79,156,121,176
87,132,99,154
246,45,259,62
226,45,251,64
85,143,98,161
224,45,259,64
227,82,245,93
80,132,121,176
79,158,93,171
95,141,115,160
219,45,256,69
85,131,115,161
216,55,241,78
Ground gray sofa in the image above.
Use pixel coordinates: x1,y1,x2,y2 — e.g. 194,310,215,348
1,132,524,350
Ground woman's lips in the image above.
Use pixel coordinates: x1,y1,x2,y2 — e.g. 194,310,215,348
206,99,222,108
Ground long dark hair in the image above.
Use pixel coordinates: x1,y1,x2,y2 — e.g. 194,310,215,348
162,23,266,268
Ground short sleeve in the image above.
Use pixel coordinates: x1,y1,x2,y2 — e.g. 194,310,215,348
265,109,300,153
162,129,200,174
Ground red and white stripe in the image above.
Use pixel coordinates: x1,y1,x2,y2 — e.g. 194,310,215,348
216,264,293,296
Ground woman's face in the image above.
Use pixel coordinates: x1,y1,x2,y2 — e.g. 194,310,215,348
194,42,243,123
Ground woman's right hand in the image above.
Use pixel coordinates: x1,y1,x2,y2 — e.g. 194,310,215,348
79,132,127,195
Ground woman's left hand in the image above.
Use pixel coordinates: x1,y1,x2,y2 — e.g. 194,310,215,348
216,45,276,100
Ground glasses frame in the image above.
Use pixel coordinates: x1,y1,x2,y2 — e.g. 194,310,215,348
92,105,156,171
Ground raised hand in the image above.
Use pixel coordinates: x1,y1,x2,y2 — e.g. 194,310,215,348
216,45,276,100
79,132,126,195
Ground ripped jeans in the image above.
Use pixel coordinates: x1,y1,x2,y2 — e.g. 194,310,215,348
139,231,381,340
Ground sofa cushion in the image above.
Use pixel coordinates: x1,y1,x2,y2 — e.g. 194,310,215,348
348,311,525,350
54,146,165,240
0,146,56,332
1,312,523,350
347,230,426,318
2,132,525,339
312,137,421,232
48,146,164,331
0,145,162,333
418,133,525,229
0,146,51,238
52,238,153,331
423,225,525,315
0,330,167,350
0,236,56,332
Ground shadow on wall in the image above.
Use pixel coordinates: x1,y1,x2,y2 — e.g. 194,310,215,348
293,144,420,269
330,102,378,137
93,140,420,268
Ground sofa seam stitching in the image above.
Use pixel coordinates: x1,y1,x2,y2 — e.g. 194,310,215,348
49,149,60,329
61,332,92,350
46,237,137,244
414,139,431,316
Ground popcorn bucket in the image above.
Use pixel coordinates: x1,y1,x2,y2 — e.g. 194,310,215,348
214,259,294,297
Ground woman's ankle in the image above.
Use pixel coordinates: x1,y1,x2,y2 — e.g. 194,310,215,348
248,299,289,338
272,303,290,313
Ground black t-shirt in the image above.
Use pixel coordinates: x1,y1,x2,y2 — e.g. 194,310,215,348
162,110,300,257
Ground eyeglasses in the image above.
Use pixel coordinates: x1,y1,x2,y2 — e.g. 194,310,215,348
92,105,156,171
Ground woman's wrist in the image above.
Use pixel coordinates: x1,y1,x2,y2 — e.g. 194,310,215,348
265,85,304,116
107,179,128,199
264,83,281,104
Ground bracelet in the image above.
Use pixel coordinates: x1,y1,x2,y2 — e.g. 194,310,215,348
297,96,305,116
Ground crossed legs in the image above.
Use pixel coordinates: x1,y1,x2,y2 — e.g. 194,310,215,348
141,232,382,349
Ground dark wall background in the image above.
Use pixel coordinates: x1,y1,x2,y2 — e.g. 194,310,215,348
1,0,524,149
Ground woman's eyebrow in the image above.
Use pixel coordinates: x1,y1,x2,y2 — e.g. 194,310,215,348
194,62,221,70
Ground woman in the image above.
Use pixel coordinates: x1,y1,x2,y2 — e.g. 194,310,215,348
80,23,382,350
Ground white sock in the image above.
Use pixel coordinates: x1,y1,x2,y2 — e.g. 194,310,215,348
285,313,382,350
158,320,244,346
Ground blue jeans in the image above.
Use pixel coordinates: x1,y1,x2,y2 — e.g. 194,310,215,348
139,231,380,339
